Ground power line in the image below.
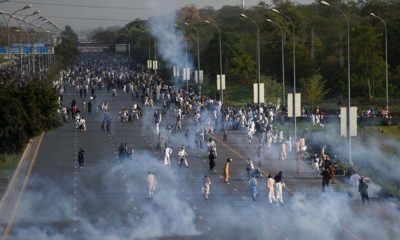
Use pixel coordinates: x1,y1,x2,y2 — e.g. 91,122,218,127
9,0,149,10
43,15,134,22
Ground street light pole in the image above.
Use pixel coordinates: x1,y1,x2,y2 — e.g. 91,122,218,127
241,13,261,109
26,17,40,74
174,24,189,91
184,36,188,91
6,5,32,73
370,12,389,114
204,20,223,103
267,18,286,108
272,8,297,140
17,11,39,80
320,1,352,164
184,22,201,94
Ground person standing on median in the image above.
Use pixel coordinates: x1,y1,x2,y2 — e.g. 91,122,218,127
223,158,232,184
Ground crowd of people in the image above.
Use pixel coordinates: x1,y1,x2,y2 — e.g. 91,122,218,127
55,52,370,205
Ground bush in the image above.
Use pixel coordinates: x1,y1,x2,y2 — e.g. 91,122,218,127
0,80,60,153
380,119,392,126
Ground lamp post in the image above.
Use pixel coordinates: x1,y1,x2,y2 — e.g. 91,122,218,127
37,25,51,79
175,23,189,91
184,22,202,94
7,4,32,70
240,13,261,109
204,20,223,104
267,18,286,108
272,8,297,140
142,29,151,68
370,12,389,114
320,0,352,164
26,16,42,74
17,11,39,80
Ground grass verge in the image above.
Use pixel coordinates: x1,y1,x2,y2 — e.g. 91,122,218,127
0,153,21,197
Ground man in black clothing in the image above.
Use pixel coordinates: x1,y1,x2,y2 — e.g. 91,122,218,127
118,143,126,160
209,150,216,172
321,169,331,192
88,100,92,114
78,148,85,168
359,176,369,204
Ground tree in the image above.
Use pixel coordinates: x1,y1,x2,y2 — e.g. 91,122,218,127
228,52,255,84
300,74,327,107
202,32,245,81
56,25,79,65
262,76,283,107
350,25,385,99
61,25,78,44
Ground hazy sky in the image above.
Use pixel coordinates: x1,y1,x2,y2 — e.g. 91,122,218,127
0,0,314,32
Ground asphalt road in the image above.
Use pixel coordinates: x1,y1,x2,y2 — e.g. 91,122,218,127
2,86,399,240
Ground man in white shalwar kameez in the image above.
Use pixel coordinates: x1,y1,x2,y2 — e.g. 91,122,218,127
147,171,157,198
349,173,361,197
267,175,276,204
275,181,285,206
164,147,172,165
155,122,160,136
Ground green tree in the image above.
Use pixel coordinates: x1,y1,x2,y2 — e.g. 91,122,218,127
262,76,283,107
228,52,255,84
351,25,385,99
202,31,246,83
56,25,79,65
300,74,327,107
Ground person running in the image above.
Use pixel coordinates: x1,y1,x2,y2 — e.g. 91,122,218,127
202,175,211,199
78,148,85,168
147,171,157,198
223,158,232,184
